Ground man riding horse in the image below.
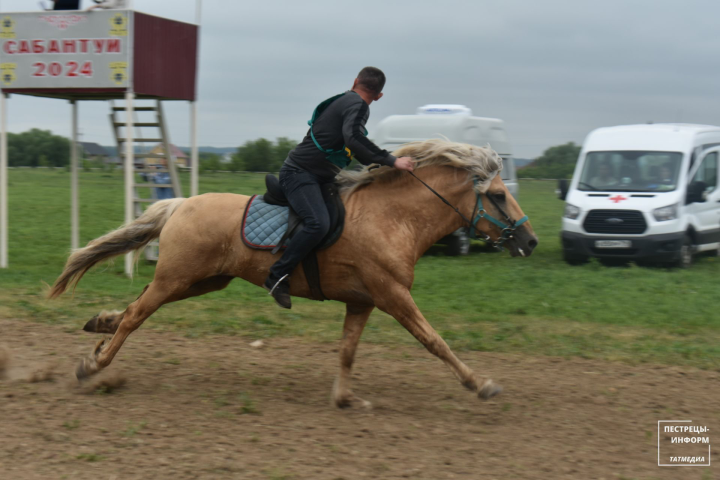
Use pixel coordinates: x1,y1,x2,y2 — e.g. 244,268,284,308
264,67,415,309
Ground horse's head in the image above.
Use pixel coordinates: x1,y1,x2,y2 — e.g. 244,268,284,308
470,174,538,257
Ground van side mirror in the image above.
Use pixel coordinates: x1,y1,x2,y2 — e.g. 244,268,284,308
558,179,569,201
686,181,707,204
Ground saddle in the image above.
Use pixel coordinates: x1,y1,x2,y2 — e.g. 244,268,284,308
241,174,346,300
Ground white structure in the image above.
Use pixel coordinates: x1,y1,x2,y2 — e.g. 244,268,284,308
374,105,517,196
0,4,202,274
560,123,720,267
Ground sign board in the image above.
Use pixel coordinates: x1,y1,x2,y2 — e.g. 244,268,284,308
0,10,131,90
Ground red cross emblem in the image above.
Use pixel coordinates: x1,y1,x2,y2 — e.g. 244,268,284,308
609,195,627,203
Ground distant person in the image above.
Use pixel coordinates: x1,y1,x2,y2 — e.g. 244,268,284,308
86,0,127,10
44,0,81,10
152,168,174,200
659,165,674,184
590,162,618,189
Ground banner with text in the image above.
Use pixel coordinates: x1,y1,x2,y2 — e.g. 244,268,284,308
0,10,131,90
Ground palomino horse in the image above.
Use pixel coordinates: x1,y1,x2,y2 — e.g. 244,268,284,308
50,139,537,407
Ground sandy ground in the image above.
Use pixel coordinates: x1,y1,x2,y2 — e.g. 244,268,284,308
0,318,717,480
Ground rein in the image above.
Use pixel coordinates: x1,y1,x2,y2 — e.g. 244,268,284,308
407,171,528,249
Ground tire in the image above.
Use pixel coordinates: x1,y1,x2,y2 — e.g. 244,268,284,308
673,235,694,269
599,258,629,267
563,250,589,265
446,231,470,256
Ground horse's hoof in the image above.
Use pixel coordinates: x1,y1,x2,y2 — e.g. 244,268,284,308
478,380,503,400
335,395,372,409
82,315,99,333
76,357,98,381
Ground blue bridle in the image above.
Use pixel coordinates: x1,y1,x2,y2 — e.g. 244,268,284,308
468,178,529,246
409,172,529,249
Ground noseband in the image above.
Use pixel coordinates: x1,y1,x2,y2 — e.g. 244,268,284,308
408,172,528,249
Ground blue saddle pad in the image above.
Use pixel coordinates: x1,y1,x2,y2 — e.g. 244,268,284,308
241,195,290,250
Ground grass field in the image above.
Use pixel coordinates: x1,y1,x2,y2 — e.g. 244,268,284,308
1,168,719,369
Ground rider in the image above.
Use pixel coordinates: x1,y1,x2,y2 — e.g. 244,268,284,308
264,66,414,308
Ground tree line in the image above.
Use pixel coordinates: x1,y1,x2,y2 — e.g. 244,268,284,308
516,142,581,179
4,127,582,179
6,129,71,168
200,137,296,173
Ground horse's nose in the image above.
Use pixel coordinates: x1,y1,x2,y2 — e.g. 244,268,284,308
527,237,538,253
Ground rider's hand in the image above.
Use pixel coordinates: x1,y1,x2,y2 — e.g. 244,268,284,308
394,157,414,172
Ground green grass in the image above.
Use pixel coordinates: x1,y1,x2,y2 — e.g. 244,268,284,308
1,169,719,369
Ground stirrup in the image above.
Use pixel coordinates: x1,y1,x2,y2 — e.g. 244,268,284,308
267,274,289,295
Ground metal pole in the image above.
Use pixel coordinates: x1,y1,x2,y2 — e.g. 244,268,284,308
0,93,7,268
70,100,79,250
124,91,135,277
190,0,202,197
190,101,198,196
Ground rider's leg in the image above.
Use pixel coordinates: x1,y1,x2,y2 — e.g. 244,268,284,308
266,165,331,307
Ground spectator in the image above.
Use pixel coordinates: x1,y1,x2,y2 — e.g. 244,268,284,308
86,0,127,10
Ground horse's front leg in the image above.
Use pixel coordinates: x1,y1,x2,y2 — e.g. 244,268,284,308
332,304,374,408
372,283,502,400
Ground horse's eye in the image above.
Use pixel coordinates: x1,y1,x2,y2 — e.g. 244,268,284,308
493,193,506,202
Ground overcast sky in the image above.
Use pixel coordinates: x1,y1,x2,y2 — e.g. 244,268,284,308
1,0,719,159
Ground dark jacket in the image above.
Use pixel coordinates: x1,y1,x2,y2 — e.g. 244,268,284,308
285,90,396,180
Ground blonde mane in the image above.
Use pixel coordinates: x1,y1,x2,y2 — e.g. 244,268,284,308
336,139,503,196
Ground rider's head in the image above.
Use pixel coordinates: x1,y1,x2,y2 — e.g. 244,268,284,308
352,67,386,103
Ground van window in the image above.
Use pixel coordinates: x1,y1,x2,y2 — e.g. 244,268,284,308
578,151,683,192
691,152,718,192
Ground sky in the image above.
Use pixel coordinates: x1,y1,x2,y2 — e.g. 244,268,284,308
1,0,720,159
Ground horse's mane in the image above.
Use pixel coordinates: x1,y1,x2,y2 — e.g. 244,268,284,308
336,139,503,196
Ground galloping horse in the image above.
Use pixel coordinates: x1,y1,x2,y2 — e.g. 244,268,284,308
50,139,537,407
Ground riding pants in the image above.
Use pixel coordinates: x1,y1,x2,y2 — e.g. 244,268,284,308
268,164,332,283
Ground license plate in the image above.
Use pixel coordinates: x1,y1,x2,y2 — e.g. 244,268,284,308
595,240,632,248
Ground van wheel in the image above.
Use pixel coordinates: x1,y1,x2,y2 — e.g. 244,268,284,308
446,231,470,256
674,235,693,269
563,251,588,265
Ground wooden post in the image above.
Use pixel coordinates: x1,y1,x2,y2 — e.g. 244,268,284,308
124,91,135,276
70,100,79,250
0,93,7,268
190,101,198,196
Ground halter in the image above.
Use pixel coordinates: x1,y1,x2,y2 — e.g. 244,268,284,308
408,172,529,249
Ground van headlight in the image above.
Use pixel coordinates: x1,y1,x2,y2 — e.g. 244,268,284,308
564,203,580,219
653,203,678,222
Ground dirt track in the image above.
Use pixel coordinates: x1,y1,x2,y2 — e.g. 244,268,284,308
0,318,717,480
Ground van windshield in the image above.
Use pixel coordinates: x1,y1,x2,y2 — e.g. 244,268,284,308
578,151,683,192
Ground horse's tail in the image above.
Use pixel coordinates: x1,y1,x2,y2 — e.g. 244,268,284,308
48,198,186,299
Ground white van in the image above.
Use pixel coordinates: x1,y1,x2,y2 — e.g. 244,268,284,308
559,123,720,267
375,105,518,255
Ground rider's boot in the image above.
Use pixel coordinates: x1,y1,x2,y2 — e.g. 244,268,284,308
263,274,291,309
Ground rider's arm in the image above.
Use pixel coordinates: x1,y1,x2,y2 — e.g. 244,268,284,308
341,100,396,168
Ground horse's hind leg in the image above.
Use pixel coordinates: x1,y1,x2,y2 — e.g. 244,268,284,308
373,282,502,401
76,276,234,379
332,304,374,408
82,277,234,334
76,280,180,379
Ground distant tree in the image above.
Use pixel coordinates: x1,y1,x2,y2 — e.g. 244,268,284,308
227,154,244,172
517,142,581,179
233,137,297,172
7,128,71,167
273,137,296,168
199,152,222,173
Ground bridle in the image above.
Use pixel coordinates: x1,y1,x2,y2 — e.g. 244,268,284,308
408,171,529,249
